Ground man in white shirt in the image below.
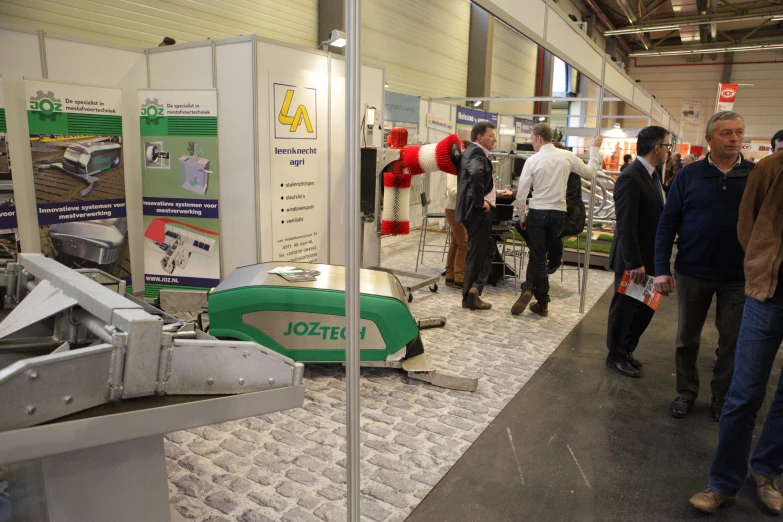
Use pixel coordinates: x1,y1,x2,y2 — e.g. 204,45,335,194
511,123,603,316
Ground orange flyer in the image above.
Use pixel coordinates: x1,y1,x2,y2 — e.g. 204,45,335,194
617,272,663,311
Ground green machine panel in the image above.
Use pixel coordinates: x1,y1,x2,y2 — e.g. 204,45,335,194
208,263,422,363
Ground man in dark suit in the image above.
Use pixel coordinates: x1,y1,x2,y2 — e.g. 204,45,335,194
606,125,671,377
455,122,496,310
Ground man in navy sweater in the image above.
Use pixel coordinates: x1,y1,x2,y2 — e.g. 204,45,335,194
653,111,754,421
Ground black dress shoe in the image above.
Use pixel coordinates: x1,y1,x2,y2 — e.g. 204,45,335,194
606,359,641,378
669,396,694,418
546,264,560,275
628,355,643,369
711,397,726,422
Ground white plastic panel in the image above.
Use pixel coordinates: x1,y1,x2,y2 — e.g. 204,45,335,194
662,112,670,128
476,0,546,37
149,45,213,89
45,38,144,86
328,58,385,266
216,40,257,276
0,28,42,77
634,86,652,115
545,7,603,82
603,63,634,104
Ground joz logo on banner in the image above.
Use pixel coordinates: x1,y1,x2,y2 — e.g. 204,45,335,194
29,90,63,121
274,83,316,139
721,89,736,99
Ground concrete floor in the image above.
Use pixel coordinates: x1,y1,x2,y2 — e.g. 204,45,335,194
406,281,783,522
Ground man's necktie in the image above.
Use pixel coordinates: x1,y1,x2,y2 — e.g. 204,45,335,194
653,170,665,204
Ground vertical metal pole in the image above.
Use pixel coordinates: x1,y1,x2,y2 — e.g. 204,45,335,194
37,30,48,79
580,85,603,313
345,0,362,519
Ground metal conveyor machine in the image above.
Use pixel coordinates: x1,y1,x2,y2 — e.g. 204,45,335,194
0,254,305,522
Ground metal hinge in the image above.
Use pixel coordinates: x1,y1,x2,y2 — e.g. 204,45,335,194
107,328,127,402
155,332,174,395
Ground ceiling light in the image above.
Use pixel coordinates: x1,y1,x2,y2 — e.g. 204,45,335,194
320,30,346,49
614,123,621,129
629,42,783,57
538,117,546,121
384,83,389,88
604,12,783,36
473,100,482,107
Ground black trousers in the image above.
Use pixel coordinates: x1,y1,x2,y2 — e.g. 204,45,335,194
517,229,563,270
606,271,656,363
674,272,745,401
522,209,566,302
462,211,495,300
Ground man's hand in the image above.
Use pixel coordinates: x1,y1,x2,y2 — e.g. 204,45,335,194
501,189,513,196
627,267,646,285
653,275,675,296
483,201,491,213
592,135,604,148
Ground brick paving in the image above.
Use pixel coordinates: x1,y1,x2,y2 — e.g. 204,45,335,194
164,232,615,521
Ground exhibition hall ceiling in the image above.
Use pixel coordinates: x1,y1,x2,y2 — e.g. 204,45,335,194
586,0,783,56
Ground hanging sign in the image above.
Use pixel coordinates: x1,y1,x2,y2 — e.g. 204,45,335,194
426,114,454,134
25,79,132,287
139,89,220,297
681,100,701,127
455,107,498,141
715,83,739,113
514,117,535,143
268,72,328,263
384,91,419,124
0,79,18,234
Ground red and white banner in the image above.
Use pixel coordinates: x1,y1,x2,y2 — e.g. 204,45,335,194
715,83,739,113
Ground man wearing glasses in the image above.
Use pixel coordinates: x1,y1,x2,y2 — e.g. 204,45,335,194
653,111,754,421
606,126,670,378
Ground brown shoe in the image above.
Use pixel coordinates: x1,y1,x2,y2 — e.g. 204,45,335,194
475,294,492,310
530,301,549,316
689,488,736,514
751,470,783,514
511,290,533,316
461,288,477,310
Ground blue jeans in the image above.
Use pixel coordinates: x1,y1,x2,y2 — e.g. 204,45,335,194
709,295,783,495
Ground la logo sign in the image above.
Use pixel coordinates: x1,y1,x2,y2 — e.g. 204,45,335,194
274,83,316,139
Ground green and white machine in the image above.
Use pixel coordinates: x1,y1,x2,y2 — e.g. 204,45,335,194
209,262,478,391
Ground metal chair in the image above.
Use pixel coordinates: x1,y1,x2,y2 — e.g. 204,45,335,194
558,234,582,295
490,204,522,293
415,192,448,272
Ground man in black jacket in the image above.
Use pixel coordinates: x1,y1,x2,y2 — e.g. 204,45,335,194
606,125,670,377
455,122,496,310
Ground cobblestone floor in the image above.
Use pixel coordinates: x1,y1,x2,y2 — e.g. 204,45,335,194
166,233,615,522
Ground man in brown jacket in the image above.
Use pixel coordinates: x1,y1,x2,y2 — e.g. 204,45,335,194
690,150,783,515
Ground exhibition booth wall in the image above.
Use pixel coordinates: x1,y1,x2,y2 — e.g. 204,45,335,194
0,27,384,295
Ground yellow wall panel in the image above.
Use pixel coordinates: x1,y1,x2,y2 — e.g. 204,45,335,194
490,20,538,116
0,0,318,49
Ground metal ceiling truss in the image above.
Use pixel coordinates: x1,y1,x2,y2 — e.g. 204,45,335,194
604,9,783,34
628,34,783,55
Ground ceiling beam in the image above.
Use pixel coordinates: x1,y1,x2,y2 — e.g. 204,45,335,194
638,0,669,22
604,9,783,34
628,35,783,55
741,18,772,39
652,30,679,48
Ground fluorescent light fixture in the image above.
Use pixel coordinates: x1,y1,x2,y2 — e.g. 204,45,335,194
538,117,546,121
614,123,622,129
473,100,482,107
320,29,346,49
629,41,783,57
605,12,783,35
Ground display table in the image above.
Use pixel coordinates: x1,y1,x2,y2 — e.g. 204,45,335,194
1,386,305,522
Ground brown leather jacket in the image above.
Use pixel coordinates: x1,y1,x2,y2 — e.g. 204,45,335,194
738,151,783,301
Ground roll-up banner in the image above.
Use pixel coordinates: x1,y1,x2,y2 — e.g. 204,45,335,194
139,89,220,297
715,83,739,113
0,79,19,246
384,90,420,143
25,79,132,287
269,73,327,264
681,100,701,128
455,107,498,141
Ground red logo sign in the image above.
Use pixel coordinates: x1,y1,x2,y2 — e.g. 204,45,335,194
718,84,739,103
